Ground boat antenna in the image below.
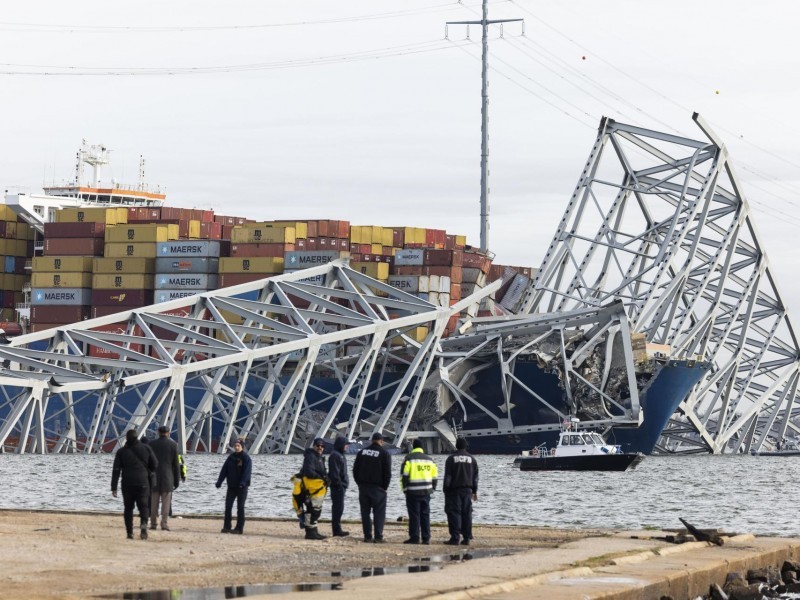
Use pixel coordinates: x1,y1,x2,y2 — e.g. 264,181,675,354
447,0,523,253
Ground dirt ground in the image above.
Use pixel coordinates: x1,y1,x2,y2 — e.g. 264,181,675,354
0,509,602,599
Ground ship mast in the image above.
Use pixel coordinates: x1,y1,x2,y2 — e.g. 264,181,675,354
447,0,523,253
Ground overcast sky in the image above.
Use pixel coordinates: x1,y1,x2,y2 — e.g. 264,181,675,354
2,1,800,308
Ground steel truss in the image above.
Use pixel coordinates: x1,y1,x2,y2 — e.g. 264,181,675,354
516,114,800,454
0,261,497,454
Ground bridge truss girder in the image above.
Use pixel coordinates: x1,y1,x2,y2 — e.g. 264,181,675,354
0,261,498,454
518,114,800,453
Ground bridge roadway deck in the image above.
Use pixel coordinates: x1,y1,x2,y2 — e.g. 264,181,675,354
2,510,799,599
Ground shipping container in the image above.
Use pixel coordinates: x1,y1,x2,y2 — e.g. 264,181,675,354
424,249,463,267
92,257,156,274
461,251,491,274
155,273,217,290
56,207,127,225
43,221,107,239
229,243,294,258
156,240,221,257
199,221,223,240
0,221,17,239
33,256,94,273
104,242,157,258
154,257,219,273
218,272,273,287
284,270,327,285
283,251,348,270
31,272,93,288
31,305,90,323
3,256,14,274
91,305,132,319
126,207,162,222
305,238,319,251
92,274,155,289
351,262,389,280
31,288,92,305
388,275,419,293
105,224,179,243
30,323,65,333
268,221,308,239
44,237,104,256
218,257,284,274
394,248,425,266
92,288,154,306
230,226,295,244
155,289,201,303
190,209,214,223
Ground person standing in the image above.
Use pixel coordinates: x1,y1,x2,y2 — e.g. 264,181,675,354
443,437,479,545
149,425,181,531
299,438,329,540
215,438,252,534
327,435,350,537
352,432,391,543
400,439,438,545
111,429,158,540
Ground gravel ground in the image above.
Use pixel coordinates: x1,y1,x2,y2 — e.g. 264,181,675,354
0,509,602,599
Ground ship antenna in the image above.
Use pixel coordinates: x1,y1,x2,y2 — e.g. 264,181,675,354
139,155,146,191
447,0,523,253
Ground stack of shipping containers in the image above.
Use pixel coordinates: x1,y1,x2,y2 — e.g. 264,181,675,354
0,206,31,326
219,223,291,287
154,240,221,303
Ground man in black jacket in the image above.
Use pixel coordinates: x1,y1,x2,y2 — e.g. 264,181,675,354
443,437,479,545
299,437,329,540
111,429,158,540
215,438,252,534
352,432,392,543
149,425,181,531
328,435,350,537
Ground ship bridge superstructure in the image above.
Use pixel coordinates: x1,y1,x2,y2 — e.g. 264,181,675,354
0,261,498,454
515,114,800,454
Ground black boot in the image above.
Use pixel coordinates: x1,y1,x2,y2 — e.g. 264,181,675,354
305,527,327,540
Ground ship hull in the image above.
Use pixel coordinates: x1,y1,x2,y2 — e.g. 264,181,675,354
513,453,643,471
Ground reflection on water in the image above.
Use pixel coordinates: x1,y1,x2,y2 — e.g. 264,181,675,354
101,582,343,599
5,454,800,536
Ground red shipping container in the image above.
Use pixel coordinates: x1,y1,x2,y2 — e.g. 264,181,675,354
445,235,455,250
127,207,162,221
424,249,463,267
27,240,35,256
31,323,64,333
31,304,90,323
214,215,236,226
433,229,446,248
424,228,436,247
3,294,14,309
91,305,132,319
317,220,330,237
295,239,306,251
160,207,182,220
14,257,27,275
199,222,223,240
337,239,349,251
229,243,295,257
159,219,191,238
218,272,273,287
305,221,319,238
44,237,104,256
450,283,462,301
222,225,235,240
392,265,423,276
461,252,491,274
392,228,405,248
190,209,214,223
92,289,154,306
350,253,362,262
336,220,350,239
306,238,319,251
45,222,106,238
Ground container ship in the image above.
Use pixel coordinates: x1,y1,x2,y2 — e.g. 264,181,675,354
0,141,707,454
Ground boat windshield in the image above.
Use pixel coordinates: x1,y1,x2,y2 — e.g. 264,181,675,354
590,433,606,445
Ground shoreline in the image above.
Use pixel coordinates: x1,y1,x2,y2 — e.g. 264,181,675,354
3,509,800,600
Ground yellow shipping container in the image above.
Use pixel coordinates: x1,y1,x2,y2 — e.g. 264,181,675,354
384,246,397,256
33,257,94,272
56,207,127,225
92,258,155,273
0,308,14,321
104,243,158,258
188,220,201,239
349,225,362,244
403,227,425,245
11,275,27,290
0,204,16,222
269,221,308,239
218,257,284,273
0,240,7,256
455,234,467,248
381,228,393,247
0,274,6,289
351,262,389,280
32,272,93,288
2,222,17,239
105,224,178,243
12,240,26,255
230,226,295,244
93,274,155,289
367,226,382,244
391,326,429,346
17,222,31,240
370,243,382,254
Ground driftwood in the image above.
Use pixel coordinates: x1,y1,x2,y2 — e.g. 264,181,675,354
679,517,724,546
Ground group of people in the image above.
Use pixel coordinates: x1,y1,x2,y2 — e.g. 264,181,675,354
292,432,479,545
110,426,185,540
111,427,478,546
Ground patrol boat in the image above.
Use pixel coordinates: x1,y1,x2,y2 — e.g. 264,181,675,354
513,426,644,471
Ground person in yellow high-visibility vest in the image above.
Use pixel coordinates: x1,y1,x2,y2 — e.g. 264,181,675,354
400,439,438,544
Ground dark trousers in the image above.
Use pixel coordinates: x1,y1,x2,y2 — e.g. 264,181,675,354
405,493,431,542
330,486,346,534
358,484,387,540
445,489,473,541
122,484,150,535
224,486,248,532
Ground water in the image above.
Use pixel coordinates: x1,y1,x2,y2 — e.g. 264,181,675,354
1,453,797,536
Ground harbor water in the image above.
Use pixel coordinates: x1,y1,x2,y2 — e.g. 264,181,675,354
1,453,797,537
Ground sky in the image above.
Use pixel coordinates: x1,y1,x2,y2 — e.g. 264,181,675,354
2,0,800,308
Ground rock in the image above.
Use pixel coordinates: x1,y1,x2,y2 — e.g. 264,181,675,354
724,572,748,591
709,582,729,600
747,566,781,586
783,569,797,583
786,582,800,593
727,583,769,600
783,560,800,574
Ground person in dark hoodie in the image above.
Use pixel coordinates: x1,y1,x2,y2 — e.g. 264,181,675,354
443,437,479,545
298,437,329,540
327,435,350,537
215,438,252,534
352,432,392,543
111,429,158,540
149,425,181,532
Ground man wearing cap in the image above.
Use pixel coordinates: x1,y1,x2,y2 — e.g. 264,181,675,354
352,432,392,543
443,437,479,545
149,425,181,532
400,439,438,544
215,438,252,534
298,437,329,540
